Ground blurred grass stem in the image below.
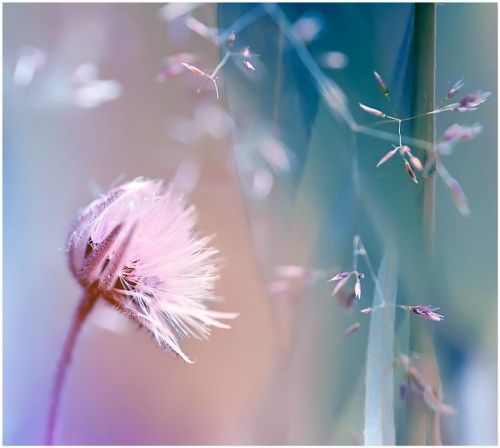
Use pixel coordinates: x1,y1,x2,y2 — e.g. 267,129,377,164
411,3,437,255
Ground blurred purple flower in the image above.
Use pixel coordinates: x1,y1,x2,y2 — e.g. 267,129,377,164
400,382,408,401
447,178,470,216
339,322,361,339
454,90,491,111
337,289,357,310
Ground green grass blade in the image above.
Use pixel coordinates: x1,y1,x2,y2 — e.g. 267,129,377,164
363,250,398,445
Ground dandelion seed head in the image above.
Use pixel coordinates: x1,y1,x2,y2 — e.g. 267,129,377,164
67,178,238,363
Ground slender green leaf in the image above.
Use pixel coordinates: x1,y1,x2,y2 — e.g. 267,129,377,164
364,250,398,445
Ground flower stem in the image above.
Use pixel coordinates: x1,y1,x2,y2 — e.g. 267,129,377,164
45,290,99,445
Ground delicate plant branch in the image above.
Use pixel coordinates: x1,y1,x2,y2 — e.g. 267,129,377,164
359,66,489,212
211,4,490,216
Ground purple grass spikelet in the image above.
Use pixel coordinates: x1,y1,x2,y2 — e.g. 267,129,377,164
404,159,418,184
373,70,389,95
359,102,386,118
354,279,362,299
400,305,444,322
446,77,465,99
447,178,470,216
329,272,350,282
339,322,361,339
376,147,399,167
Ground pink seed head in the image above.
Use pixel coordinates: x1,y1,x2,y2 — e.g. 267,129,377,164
67,178,238,363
